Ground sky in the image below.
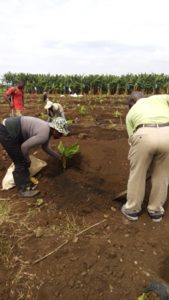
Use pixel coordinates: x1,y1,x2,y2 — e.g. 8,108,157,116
1,0,169,76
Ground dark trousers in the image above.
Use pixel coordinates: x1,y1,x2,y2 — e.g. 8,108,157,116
0,124,30,191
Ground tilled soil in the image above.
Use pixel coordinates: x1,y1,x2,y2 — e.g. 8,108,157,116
0,95,169,300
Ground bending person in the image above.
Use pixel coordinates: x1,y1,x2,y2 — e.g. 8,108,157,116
45,99,65,121
43,91,66,121
122,92,169,222
0,116,69,197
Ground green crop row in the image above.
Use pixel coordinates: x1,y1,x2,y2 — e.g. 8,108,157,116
1,72,169,95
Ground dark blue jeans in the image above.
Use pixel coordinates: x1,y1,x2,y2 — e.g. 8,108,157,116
0,124,30,191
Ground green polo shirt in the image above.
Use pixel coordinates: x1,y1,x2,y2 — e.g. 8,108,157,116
126,94,169,137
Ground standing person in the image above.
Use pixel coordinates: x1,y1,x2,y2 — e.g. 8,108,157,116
5,81,25,116
0,116,69,197
121,92,169,222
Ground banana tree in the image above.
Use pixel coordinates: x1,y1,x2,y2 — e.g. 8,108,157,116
58,141,80,169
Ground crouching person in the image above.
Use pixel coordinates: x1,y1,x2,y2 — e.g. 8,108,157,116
0,116,69,197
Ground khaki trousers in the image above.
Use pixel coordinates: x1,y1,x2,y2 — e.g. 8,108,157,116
125,126,169,214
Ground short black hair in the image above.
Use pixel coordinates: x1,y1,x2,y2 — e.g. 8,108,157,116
128,91,144,109
43,91,48,102
17,81,25,88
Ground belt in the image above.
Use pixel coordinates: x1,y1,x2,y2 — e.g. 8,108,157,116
135,122,169,132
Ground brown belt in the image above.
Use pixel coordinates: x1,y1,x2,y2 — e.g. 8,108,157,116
135,122,169,132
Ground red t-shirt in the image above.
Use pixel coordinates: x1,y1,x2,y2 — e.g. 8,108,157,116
6,86,24,110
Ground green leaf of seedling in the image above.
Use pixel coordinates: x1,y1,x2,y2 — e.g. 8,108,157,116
67,119,74,125
58,142,80,169
64,144,80,158
58,141,65,155
113,110,122,118
136,293,148,300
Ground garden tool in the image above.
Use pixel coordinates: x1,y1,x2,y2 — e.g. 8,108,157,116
113,176,151,201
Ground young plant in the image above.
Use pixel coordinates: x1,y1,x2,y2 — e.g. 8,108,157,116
108,119,117,129
113,110,121,118
113,110,123,128
67,119,74,125
58,141,80,169
136,293,148,300
79,105,87,115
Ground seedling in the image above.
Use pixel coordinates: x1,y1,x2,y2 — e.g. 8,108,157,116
109,123,117,129
108,119,117,129
67,119,74,125
113,110,121,118
58,141,80,169
113,110,123,128
79,105,87,115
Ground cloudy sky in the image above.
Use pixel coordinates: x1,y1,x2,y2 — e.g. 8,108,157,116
0,0,169,76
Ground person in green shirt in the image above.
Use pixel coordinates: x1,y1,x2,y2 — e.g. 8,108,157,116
122,92,169,222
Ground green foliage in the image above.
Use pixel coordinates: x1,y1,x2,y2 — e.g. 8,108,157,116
58,141,80,169
113,110,122,118
108,120,117,129
79,105,87,114
2,72,169,95
136,293,148,300
67,119,74,125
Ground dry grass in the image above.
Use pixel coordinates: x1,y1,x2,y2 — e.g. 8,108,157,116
0,201,11,225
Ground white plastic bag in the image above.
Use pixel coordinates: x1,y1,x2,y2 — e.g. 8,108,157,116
2,155,47,190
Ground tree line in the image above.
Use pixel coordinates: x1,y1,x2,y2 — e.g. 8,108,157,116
1,72,169,95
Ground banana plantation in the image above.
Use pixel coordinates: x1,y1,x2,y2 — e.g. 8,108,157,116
2,72,169,95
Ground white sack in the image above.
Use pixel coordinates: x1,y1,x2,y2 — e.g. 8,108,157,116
2,155,47,190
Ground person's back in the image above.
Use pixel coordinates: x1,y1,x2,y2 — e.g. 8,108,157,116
122,93,169,222
126,94,169,137
44,99,65,121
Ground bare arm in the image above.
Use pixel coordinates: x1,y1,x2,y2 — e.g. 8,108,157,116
21,135,49,161
4,87,15,107
42,142,60,159
4,94,13,108
21,135,60,161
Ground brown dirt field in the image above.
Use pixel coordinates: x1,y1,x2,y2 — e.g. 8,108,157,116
0,94,169,300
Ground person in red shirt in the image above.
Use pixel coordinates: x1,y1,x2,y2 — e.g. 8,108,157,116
5,81,25,116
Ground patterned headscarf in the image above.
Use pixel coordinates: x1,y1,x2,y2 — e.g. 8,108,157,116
48,117,69,136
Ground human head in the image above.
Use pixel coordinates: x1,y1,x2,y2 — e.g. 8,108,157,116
128,91,144,109
49,117,69,137
43,91,48,102
17,81,25,89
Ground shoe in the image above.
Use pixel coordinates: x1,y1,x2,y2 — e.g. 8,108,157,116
121,205,138,221
19,189,40,197
148,212,162,223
